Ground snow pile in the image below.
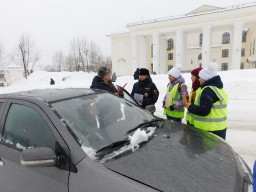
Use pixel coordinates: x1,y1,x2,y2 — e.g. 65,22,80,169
100,127,156,163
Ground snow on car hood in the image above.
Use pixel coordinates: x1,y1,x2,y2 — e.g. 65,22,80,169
104,121,245,192
100,127,156,163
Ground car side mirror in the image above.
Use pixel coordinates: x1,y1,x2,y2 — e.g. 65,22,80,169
21,147,57,167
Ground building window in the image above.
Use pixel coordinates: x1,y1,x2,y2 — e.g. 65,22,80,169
198,53,202,60
167,38,174,50
221,63,228,71
199,63,202,68
242,30,247,43
168,53,173,60
222,49,229,58
241,48,245,57
240,62,244,69
199,33,203,47
222,32,230,44
168,65,173,70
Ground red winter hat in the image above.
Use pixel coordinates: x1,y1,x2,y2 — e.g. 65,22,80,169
191,67,203,78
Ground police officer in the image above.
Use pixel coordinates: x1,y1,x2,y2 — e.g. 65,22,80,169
131,68,159,112
185,62,228,140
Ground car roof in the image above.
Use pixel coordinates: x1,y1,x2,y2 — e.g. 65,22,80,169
0,88,104,103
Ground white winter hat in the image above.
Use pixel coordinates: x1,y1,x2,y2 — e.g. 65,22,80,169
168,64,182,78
199,62,218,81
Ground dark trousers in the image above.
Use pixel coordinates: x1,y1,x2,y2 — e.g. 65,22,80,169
166,115,182,123
210,128,227,140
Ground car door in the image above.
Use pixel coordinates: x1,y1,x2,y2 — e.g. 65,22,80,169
0,99,69,192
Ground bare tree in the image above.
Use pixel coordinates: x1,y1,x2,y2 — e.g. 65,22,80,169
69,37,90,72
66,36,111,72
0,43,3,68
65,54,75,72
52,51,65,72
11,34,40,79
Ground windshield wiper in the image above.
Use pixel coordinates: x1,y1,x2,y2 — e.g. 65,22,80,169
96,139,130,159
126,118,163,134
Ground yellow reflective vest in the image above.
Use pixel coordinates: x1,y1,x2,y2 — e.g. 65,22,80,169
186,88,201,125
193,86,228,131
163,83,186,118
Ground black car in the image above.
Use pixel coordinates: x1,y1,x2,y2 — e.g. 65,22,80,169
0,88,252,192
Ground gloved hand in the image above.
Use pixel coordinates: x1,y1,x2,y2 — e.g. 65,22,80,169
168,105,175,111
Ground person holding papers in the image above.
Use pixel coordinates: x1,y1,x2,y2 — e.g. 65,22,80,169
131,68,159,113
163,65,188,123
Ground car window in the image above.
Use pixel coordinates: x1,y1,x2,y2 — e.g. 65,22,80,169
2,103,56,150
116,85,138,105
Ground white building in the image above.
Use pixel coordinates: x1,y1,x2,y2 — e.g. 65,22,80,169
109,2,256,75
0,64,24,86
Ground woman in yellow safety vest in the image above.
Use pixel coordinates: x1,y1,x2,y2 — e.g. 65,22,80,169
185,62,228,140
186,67,202,126
163,65,189,123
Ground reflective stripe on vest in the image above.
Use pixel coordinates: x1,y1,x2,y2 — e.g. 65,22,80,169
193,86,228,131
163,83,185,118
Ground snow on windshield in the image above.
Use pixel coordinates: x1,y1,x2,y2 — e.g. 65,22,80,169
81,127,156,162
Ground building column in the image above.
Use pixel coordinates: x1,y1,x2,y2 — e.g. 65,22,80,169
152,32,160,74
160,36,167,74
175,29,184,66
231,21,243,70
202,25,211,68
131,33,138,73
138,36,147,68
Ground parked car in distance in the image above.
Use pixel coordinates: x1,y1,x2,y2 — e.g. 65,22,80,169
0,88,253,192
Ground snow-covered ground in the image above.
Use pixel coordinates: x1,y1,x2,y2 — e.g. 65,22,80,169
1,69,256,170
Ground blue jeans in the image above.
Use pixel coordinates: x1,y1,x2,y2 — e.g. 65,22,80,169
166,115,182,123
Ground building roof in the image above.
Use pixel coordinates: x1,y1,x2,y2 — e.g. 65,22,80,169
126,1,256,27
187,5,222,15
2,64,23,71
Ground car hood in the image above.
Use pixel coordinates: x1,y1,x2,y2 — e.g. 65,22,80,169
104,121,244,192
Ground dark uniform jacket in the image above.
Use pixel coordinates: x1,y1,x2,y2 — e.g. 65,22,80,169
131,77,159,109
188,75,223,116
90,76,117,93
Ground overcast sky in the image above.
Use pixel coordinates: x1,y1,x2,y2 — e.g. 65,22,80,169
0,0,254,66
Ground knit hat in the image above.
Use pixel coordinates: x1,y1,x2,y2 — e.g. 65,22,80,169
98,67,111,78
138,68,150,76
168,64,182,78
199,62,218,81
191,67,203,78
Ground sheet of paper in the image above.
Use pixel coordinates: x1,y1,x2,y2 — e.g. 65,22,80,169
134,93,143,104
165,92,172,108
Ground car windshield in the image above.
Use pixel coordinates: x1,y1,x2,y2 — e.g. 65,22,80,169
51,92,155,153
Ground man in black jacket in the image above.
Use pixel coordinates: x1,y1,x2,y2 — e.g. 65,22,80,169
131,68,159,112
90,67,121,95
